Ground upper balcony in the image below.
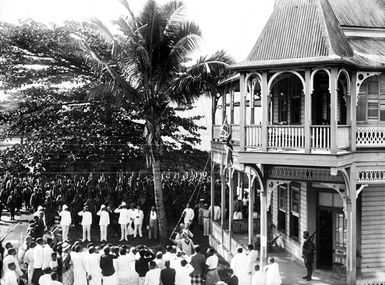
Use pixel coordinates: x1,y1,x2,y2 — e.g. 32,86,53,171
213,124,385,151
212,69,385,157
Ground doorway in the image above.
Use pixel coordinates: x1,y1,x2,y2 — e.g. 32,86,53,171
318,209,333,269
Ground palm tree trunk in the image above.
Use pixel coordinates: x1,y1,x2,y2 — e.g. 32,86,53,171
152,158,168,245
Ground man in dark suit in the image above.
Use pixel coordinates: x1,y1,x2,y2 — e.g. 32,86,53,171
227,268,238,285
160,260,176,285
190,245,206,285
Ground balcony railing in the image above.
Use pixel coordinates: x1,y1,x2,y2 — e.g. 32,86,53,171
268,125,305,149
356,126,385,147
246,125,262,148
337,125,351,149
213,124,385,152
311,125,330,150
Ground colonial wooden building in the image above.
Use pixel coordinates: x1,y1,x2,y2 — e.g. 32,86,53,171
209,0,385,284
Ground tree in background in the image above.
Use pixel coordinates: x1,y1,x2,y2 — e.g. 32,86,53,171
0,20,205,175
73,0,233,244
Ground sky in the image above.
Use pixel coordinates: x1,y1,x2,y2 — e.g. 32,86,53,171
0,0,274,61
0,0,275,150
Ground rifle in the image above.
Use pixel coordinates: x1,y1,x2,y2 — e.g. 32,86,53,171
308,231,317,241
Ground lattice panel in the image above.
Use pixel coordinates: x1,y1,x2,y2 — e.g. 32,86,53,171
357,127,385,147
358,280,385,285
269,167,344,182
358,170,385,183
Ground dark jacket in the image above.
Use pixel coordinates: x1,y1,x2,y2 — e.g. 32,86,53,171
160,267,176,285
190,252,206,275
135,252,155,277
228,275,239,285
302,239,316,262
100,254,117,276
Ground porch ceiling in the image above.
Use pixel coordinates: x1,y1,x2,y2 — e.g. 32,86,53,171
238,151,354,168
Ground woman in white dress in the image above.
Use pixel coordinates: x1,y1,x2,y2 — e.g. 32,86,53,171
85,247,101,285
116,248,132,285
264,257,282,285
71,245,87,285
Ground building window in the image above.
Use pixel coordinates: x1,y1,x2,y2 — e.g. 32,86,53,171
357,76,385,123
290,183,300,240
277,184,287,233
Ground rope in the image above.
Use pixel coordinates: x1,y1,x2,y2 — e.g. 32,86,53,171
0,221,21,242
168,154,211,240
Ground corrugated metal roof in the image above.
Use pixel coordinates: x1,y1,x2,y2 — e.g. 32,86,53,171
348,37,385,68
329,0,385,28
233,0,353,69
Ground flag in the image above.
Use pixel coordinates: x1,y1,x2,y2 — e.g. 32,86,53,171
220,118,233,167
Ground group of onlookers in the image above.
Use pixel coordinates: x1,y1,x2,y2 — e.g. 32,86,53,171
0,232,227,285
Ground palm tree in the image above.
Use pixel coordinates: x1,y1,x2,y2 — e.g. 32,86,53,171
73,0,234,244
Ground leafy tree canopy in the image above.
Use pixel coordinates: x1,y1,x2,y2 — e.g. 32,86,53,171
0,19,206,174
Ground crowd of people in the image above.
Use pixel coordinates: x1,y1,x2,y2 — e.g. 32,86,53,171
0,171,213,229
0,232,222,285
0,170,293,285
0,228,284,285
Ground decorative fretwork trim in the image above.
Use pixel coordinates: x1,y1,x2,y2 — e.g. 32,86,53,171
356,72,382,106
269,166,344,182
358,170,385,183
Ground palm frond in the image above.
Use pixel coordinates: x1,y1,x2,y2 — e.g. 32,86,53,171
163,4,186,32
117,0,138,27
169,34,202,64
115,17,134,37
89,18,116,45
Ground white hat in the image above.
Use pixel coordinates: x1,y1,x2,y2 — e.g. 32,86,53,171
100,204,106,209
121,202,127,207
62,204,68,210
62,242,71,252
37,205,44,211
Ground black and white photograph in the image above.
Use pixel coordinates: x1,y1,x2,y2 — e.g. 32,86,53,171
0,0,384,284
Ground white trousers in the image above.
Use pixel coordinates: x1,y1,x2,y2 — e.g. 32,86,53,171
100,225,108,241
82,225,91,241
62,225,69,241
203,218,210,236
120,223,127,240
134,223,142,237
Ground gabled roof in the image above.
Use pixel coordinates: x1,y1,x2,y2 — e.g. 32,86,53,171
232,0,353,70
329,0,385,28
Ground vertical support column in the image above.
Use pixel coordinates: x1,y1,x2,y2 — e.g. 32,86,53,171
230,89,235,124
228,169,235,252
304,69,312,153
240,73,246,151
350,71,357,152
248,174,255,245
330,67,338,154
210,162,215,232
261,72,269,151
251,80,255,125
211,96,215,141
258,167,268,268
346,165,357,285
222,88,226,123
220,165,226,246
